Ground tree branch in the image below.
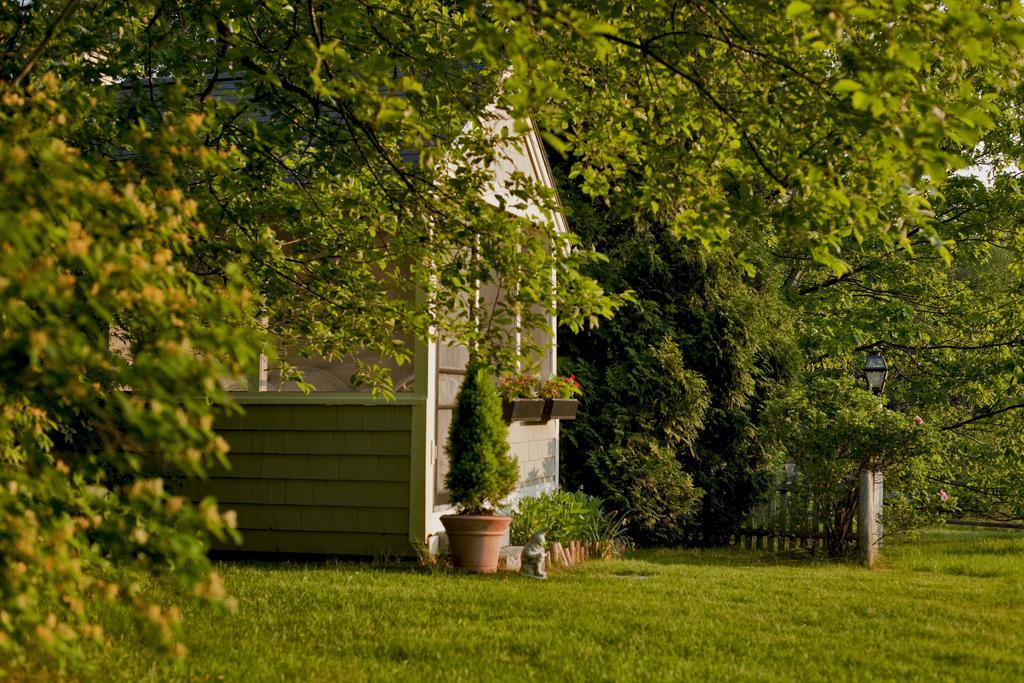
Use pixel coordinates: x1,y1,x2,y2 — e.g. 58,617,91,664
796,262,873,295
856,337,1024,354
942,402,1024,431
594,31,789,188
11,0,80,87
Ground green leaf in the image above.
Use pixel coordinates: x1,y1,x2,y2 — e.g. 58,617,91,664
896,48,922,70
786,1,813,18
833,79,863,93
541,130,569,157
851,91,871,110
584,21,619,37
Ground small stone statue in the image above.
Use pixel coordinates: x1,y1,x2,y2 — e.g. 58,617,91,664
520,529,549,579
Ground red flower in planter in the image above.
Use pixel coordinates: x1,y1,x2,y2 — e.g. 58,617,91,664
497,373,539,400
541,375,582,399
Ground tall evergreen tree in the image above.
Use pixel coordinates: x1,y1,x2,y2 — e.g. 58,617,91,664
557,168,798,544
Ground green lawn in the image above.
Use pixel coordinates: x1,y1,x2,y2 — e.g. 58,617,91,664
57,528,1024,681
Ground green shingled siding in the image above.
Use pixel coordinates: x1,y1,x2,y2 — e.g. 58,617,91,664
231,530,410,556
199,404,415,557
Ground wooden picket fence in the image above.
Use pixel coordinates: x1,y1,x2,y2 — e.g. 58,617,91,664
733,473,884,556
733,484,828,552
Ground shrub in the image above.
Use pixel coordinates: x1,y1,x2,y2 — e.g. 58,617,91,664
562,337,710,545
0,81,255,665
761,377,947,556
445,361,518,514
509,490,597,545
556,163,798,546
508,490,630,548
586,436,702,545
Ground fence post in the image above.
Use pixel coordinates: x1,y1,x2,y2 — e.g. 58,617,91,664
874,471,884,547
858,469,879,567
779,486,789,551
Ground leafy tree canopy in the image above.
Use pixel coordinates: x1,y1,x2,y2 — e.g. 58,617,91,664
510,0,1024,271
785,174,1024,522
4,0,1024,663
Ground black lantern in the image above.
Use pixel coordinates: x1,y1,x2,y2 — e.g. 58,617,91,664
863,350,888,395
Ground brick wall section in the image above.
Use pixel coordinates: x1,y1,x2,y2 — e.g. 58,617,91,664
184,404,413,556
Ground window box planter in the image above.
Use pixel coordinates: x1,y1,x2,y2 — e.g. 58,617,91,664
501,398,546,423
540,398,578,422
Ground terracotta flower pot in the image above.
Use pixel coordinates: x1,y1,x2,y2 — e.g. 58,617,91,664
501,398,546,423
440,514,512,573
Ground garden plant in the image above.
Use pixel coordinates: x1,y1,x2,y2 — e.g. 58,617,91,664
441,361,519,572
444,362,518,515
507,490,629,552
496,374,540,400
761,377,948,556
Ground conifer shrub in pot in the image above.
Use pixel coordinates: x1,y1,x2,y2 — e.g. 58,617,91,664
441,361,519,572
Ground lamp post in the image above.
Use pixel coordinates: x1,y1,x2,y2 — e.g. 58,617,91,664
862,349,888,396
859,349,888,567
